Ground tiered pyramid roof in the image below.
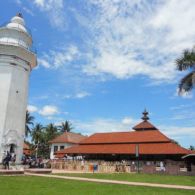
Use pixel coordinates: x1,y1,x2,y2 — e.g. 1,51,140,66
56,110,190,157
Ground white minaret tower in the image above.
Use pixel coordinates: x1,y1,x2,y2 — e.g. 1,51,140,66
0,13,37,163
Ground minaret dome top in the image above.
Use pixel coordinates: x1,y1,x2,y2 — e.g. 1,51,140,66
6,13,27,33
16,13,23,18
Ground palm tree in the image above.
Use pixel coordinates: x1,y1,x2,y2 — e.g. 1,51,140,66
45,123,58,141
176,46,195,94
31,123,44,158
59,121,73,133
189,145,195,151
25,111,34,137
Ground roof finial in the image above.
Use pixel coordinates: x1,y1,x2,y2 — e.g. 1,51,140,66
141,109,149,121
16,13,23,18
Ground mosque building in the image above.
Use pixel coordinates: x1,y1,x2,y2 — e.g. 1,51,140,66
55,111,195,174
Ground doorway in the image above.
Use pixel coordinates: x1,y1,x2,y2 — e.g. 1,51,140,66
9,144,16,153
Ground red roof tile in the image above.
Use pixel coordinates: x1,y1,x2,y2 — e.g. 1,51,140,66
54,116,191,158
56,142,189,156
133,120,158,131
80,130,170,144
49,132,87,144
23,142,30,150
23,142,31,155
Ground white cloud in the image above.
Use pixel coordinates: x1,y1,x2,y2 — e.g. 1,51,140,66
31,0,195,84
23,7,34,16
34,0,45,7
37,58,51,68
39,105,59,116
74,116,138,135
171,110,195,121
63,95,72,99
122,117,134,125
173,88,193,99
180,92,193,99
27,105,38,113
33,0,65,28
75,92,91,99
170,104,192,111
82,0,195,83
160,125,195,139
62,92,91,99
27,104,64,117
38,45,79,69
15,0,34,16
150,0,195,48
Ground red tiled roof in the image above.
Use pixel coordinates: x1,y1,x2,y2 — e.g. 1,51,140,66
49,132,87,144
23,149,31,155
23,142,31,155
80,130,170,144
56,142,190,156
23,142,30,150
54,117,191,158
133,120,157,131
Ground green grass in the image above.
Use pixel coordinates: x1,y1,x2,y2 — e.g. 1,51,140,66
54,173,195,186
0,176,194,195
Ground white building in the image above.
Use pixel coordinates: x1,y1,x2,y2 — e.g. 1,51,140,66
49,132,87,159
0,13,37,163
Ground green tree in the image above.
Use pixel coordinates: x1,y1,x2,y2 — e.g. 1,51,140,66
170,139,180,146
59,121,73,133
45,123,59,141
25,111,34,137
31,123,44,158
176,46,195,93
41,123,59,158
189,145,195,150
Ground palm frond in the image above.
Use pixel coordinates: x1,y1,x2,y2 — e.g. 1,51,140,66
31,123,44,144
176,49,195,71
25,111,35,137
60,120,73,133
178,72,195,93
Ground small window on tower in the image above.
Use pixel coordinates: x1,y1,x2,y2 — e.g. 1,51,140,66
10,62,17,66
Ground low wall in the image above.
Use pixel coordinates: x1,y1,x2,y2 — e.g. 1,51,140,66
50,160,129,173
50,160,195,175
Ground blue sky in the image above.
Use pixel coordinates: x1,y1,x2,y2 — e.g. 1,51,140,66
1,0,195,148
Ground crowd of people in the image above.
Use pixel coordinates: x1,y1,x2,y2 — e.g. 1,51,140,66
21,155,45,168
1,151,47,169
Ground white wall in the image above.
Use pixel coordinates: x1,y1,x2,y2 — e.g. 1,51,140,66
0,54,30,163
0,15,36,164
50,143,75,159
0,67,12,161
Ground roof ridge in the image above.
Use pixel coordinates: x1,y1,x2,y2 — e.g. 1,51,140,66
94,131,133,134
92,129,163,135
49,131,86,144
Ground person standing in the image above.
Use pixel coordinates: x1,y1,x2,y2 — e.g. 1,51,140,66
4,151,11,170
